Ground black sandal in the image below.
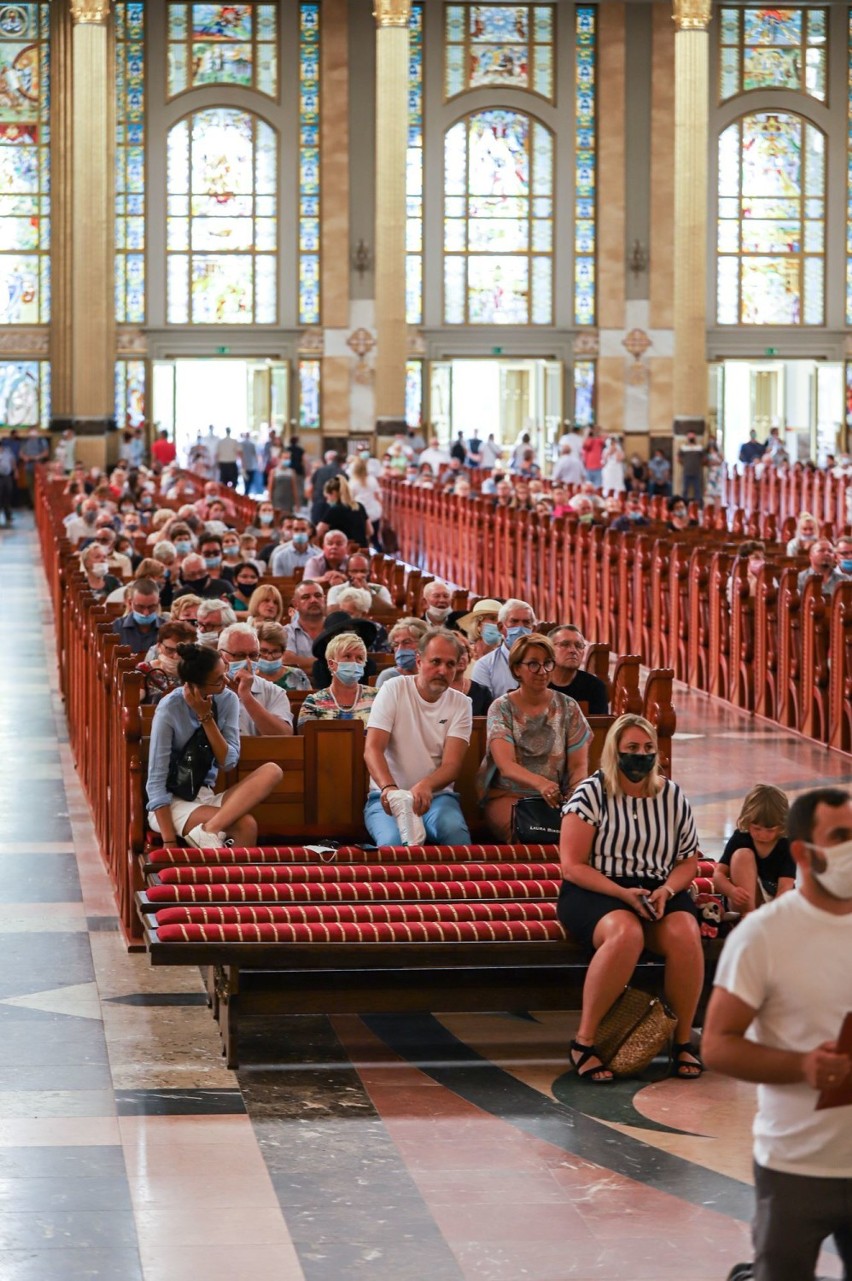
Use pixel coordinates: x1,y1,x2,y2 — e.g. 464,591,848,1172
569,1039,614,1084
673,1042,704,1079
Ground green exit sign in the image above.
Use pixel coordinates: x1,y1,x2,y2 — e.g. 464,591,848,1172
217,345,230,355
764,346,777,356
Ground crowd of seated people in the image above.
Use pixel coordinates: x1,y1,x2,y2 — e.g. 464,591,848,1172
46,444,852,1104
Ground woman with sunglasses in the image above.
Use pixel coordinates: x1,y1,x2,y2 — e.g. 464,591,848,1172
478,633,590,842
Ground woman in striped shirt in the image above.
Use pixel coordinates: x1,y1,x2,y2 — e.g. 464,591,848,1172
559,714,704,1083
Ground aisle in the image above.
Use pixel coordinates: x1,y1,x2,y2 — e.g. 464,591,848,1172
0,514,846,1280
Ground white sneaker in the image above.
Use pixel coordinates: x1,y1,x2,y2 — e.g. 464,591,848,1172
185,825,227,850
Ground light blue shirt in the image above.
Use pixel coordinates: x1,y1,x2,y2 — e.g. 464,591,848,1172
471,644,517,701
269,543,314,576
146,686,240,813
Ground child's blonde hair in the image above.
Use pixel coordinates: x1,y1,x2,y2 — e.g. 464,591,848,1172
737,784,789,833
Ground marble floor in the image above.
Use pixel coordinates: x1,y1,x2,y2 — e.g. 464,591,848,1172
0,514,849,1280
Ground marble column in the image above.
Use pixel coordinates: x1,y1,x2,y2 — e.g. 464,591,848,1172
51,0,116,462
672,0,710,425
373,0,410,432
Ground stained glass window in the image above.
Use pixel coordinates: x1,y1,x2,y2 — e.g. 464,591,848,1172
444,110,553,325
167,108,277,325
299,3,320,325
167,4,277,98
0,360,49,427
574,6,596,327
719,8,826,102
114,360,146,430
717,112,825,325
0,3,50,326
115,3,145,326
573,360,595,428
406,3,424,326
298,359,321,429
445,5,554,100
405,359,423,428
847,10,852,324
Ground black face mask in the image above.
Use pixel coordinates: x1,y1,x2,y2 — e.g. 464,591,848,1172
236,581,258,593
618,752,656,783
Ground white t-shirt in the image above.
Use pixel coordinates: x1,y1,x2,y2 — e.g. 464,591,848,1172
238,677,293,736
713,889,852,1177
366,677,472,793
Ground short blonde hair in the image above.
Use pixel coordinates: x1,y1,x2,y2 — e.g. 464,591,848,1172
326,631,368,664
388,616,428,647
508,632,555,674
248,584,283,622
170,593,202,621
254,621,287,650
737,784,788,833
599,714,665,798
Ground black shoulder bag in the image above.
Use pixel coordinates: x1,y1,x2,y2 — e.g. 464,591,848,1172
166,704,219,802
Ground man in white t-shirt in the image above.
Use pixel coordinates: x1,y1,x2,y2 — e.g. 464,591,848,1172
364,629,472,845
703,787,852,1281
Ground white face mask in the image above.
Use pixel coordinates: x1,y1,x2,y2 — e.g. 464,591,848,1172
807,839,852,900
426,605,451,622
197,630,219,646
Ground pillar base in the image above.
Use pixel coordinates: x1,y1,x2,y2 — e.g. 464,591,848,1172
50,416,117,437
375,416,407,435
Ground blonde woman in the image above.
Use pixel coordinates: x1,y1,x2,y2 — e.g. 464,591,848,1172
299,631,378,725
348,456,383,547
247,583,284,627
316,475,372,547
559,714,703,1083
170,594,203,629
254,622,311,692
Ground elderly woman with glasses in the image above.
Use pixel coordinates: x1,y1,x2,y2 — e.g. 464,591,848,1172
136,620,198,705
478,633,590,843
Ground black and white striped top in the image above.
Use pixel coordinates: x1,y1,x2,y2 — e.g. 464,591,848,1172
562,771,698,881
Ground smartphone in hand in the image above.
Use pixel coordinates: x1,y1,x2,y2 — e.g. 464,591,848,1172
639,894,658,919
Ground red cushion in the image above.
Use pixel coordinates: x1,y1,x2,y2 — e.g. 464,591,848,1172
153,901,559,926
155,860,558,886
155,918,566,944
149,842,559,867
145,877,562,904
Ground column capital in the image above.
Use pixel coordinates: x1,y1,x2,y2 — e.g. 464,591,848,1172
70,0,110,25
373,0,411,29
672,0,711,32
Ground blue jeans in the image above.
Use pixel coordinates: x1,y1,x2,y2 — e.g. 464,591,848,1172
364,790,471,846
586,468,602,488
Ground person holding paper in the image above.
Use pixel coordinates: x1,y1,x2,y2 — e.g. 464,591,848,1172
703,787,852,1281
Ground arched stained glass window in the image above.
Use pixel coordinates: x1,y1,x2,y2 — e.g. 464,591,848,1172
716,111,825,325
444,109,553,325
167,3,278,99
406,2,423,325
115,2,145,325
167,108,277,325
0,2,50,326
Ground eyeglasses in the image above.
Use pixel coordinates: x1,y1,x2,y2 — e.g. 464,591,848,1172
553,640,585,652
160,644,181,658
517,659,556,674
222,648,259,662
258,648,283,661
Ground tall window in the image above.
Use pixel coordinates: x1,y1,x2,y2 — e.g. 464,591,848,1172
299,2,320,325
444,4,555,101
0,361,49,427
115,2,145,326
573,360,595,427
298,358,320,428
717,112,825,325
167,108,277,324
444,109,553,324
719,7,826,102
406,2,424,325
574,5,596,326
167,3,278,98
115,360,145,430
0,2,50,325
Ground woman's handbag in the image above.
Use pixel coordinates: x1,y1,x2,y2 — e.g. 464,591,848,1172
595,986,677,1078
511,795,564,844
166,709,218,802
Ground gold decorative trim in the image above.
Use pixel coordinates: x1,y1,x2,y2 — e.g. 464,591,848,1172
672,0,711,32
573,330,600,358
374,0,411,28
298,327,325,355
0,328,50,356
71,0,111,25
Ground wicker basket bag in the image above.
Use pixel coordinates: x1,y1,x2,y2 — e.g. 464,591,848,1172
595,987,677,1078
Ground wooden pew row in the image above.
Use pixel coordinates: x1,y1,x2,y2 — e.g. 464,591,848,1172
382,480,852,757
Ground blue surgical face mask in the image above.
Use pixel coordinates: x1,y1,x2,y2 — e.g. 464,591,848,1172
204,555,222,569
481,622,502,647
292,532,309,548
505,624,532,648
132,610,157,626
395,647,417,672
335,661,365,686
223,545,240,558
256,657,281,675
840,559,852,574
175,540,193,555
228,659,255,676
259,511,273,526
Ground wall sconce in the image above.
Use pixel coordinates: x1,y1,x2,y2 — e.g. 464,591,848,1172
628,239,648,277
351,239,372,278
